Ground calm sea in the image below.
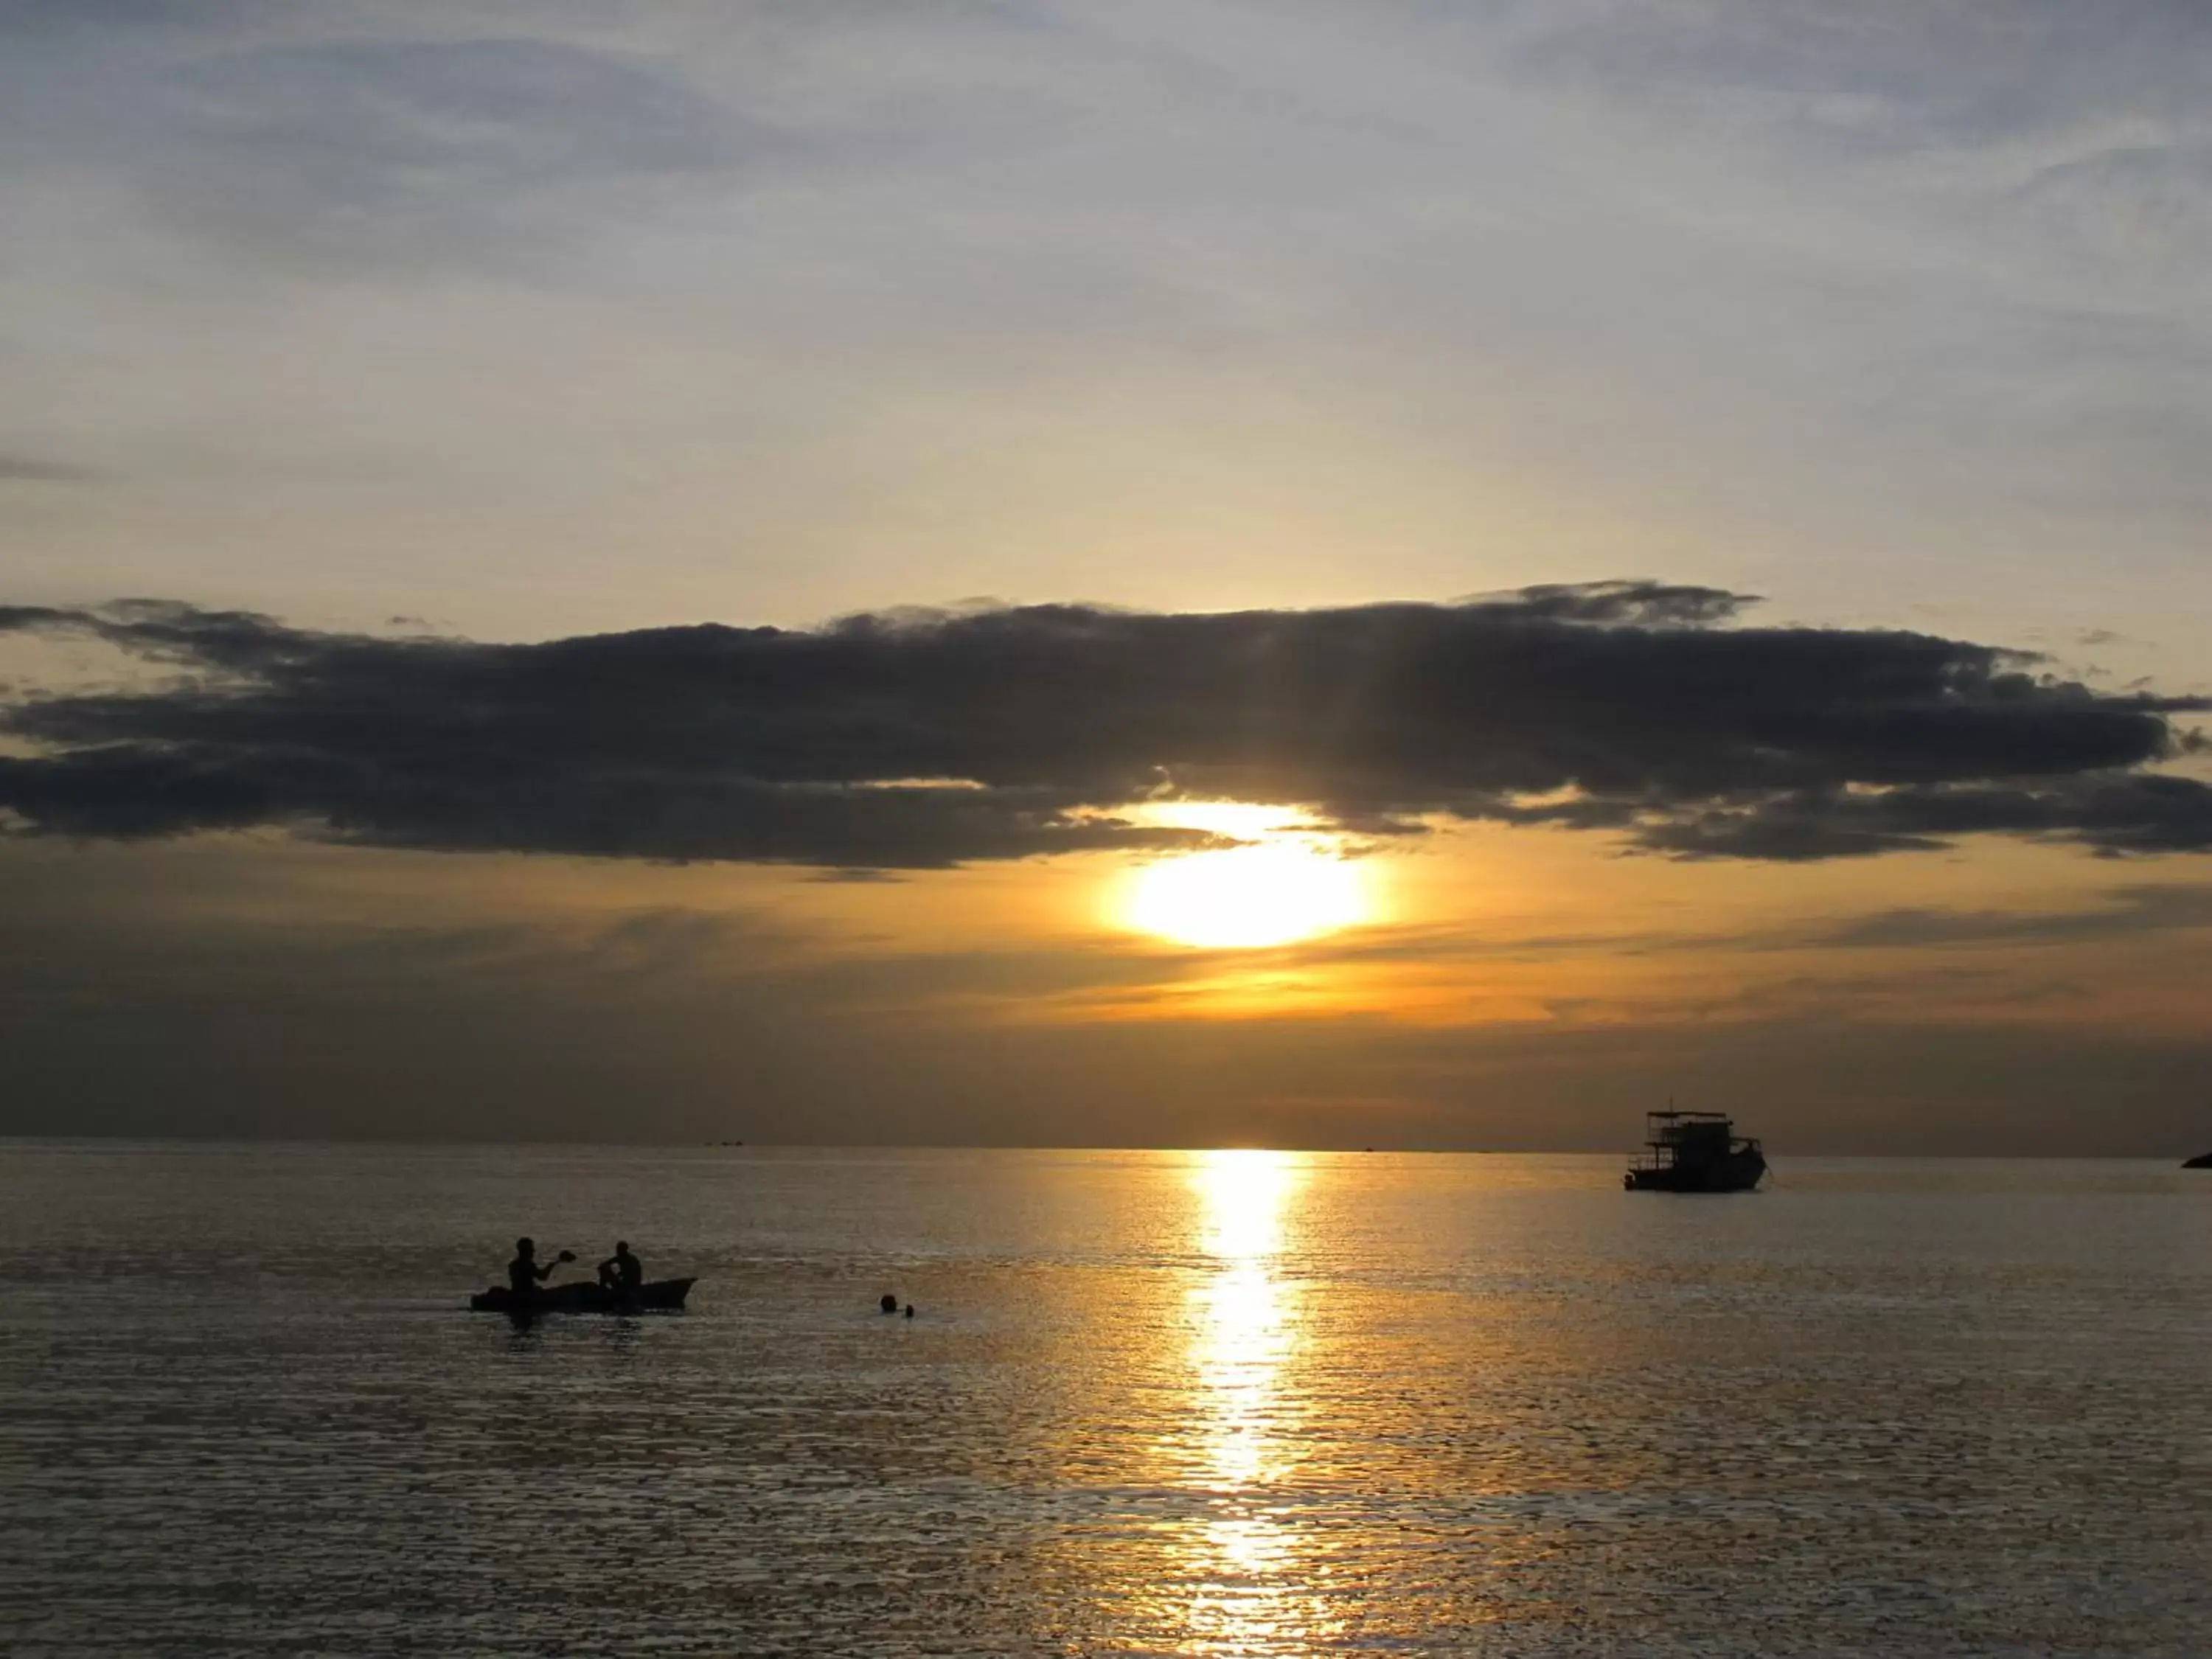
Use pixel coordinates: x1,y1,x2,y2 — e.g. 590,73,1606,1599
0,1144,2205,1657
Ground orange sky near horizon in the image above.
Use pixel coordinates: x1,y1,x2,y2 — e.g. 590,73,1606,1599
6,796,2205,1153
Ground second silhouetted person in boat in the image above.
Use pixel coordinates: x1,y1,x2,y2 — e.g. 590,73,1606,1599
597,1241,643,1293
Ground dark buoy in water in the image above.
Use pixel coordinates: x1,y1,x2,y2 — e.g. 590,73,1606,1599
880,1293,899,1314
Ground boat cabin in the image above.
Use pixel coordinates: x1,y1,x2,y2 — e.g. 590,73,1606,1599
1625,1110,1766,1192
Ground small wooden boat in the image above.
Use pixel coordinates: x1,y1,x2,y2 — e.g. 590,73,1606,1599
1624,1110,1766,1192
469,1276,697,1314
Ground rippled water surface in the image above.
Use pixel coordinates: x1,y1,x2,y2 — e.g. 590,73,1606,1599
1,1144,2207,1656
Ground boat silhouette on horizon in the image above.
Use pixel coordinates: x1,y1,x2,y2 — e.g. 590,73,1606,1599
1624,1110,1767,1192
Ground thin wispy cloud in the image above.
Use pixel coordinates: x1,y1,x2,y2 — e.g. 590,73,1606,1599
148,38,760,273
1795,884,2212,950
0,454,92,483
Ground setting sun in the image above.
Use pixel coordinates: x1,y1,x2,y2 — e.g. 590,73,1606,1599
1123,824,1373,949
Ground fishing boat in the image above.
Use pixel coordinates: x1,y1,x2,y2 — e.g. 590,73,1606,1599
1624,1110,1766,1192
469,1276,697,1314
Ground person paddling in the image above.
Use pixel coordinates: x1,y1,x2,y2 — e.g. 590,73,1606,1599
507,1237,573,1311
597,1241,643,1295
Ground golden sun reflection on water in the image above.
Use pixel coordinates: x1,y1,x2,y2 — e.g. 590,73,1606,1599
1176,1150,1338,1655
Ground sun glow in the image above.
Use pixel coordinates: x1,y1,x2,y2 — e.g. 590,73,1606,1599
1121,805,1374,949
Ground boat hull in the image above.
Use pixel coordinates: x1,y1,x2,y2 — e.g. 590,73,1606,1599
1624,1151,1766,1192
470,1276,696,1314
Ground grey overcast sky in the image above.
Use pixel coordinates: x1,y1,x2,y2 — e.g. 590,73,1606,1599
2,1,2209,1150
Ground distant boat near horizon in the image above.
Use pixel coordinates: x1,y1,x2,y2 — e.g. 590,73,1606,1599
1624,1110,1767,1192
2184,1151,2212,1169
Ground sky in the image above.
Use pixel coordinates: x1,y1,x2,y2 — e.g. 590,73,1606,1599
2,0,2209,1151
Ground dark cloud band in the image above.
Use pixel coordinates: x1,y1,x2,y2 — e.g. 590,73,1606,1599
0,583,2204,867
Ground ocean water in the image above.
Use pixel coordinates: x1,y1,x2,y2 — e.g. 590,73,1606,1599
0,1144,2205,1658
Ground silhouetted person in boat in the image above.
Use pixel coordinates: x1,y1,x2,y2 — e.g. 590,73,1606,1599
507,1238,573,1310
597,1242,643,1295
880,1293,899,1314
